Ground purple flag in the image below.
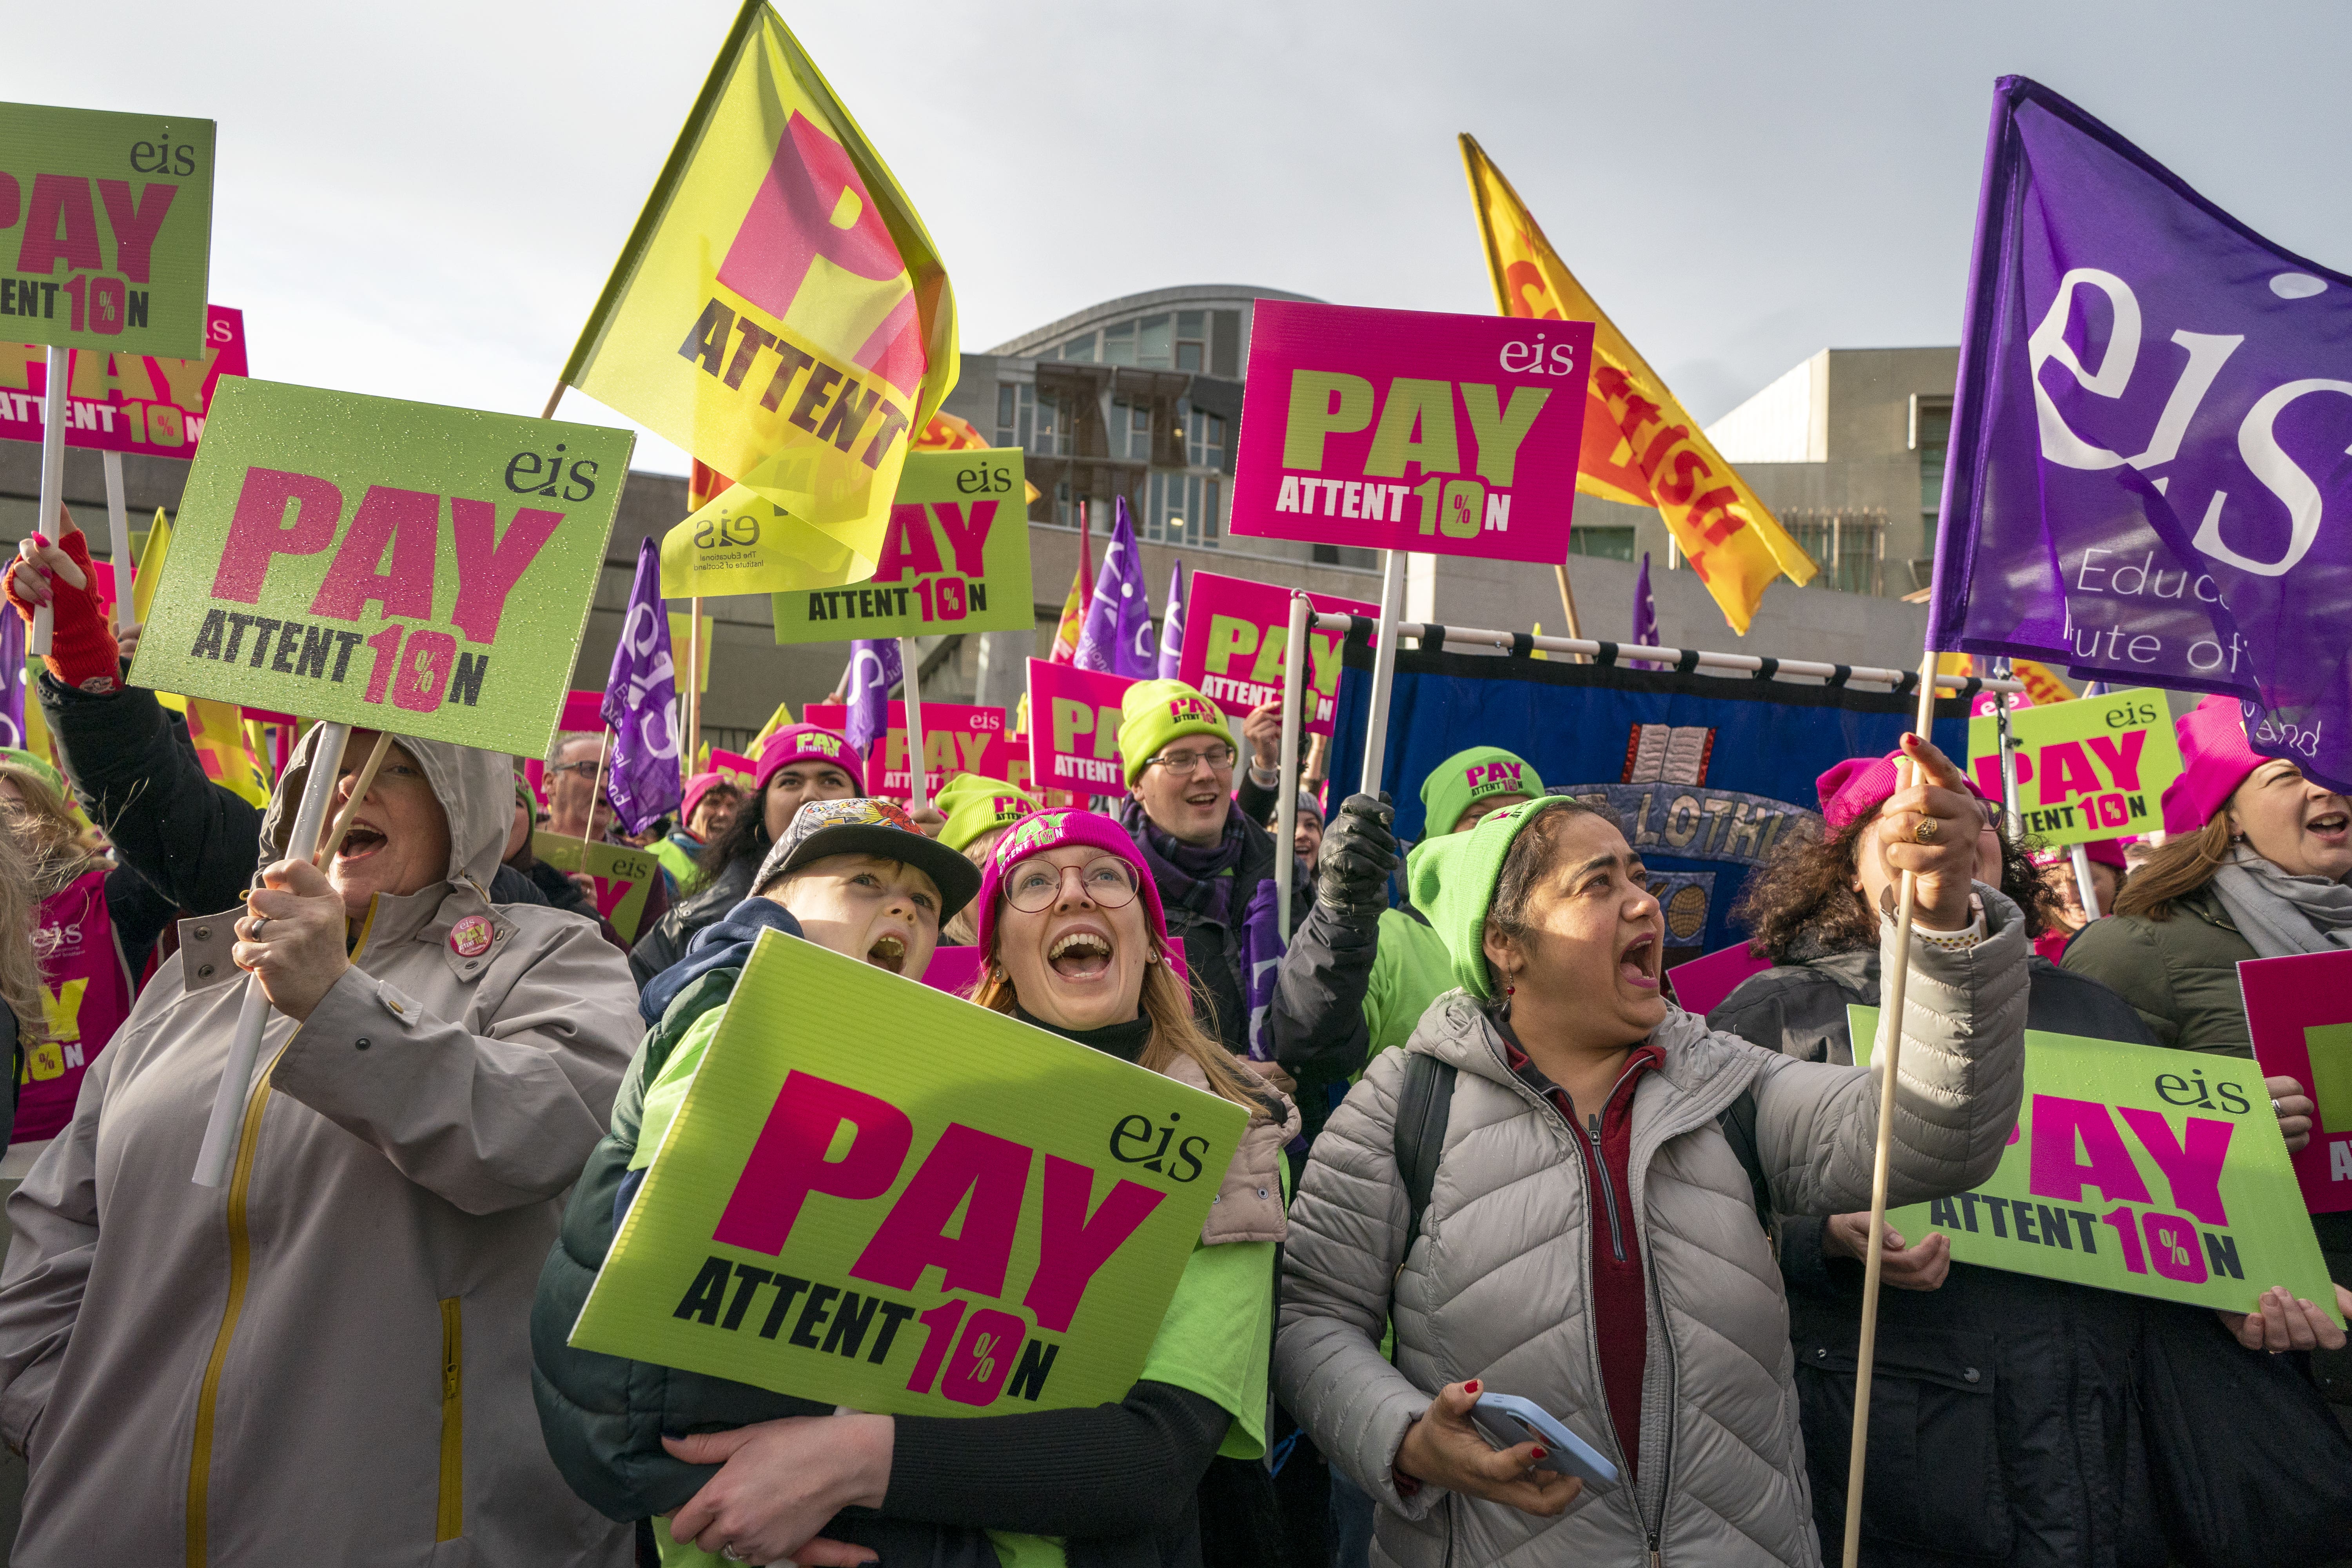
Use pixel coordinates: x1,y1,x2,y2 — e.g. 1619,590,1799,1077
1074,497,1156,677
600,537,682,835
1630,551,1659,663
0,609,25,752
1156,559,1187,680
844,637,902,757
1929,76,2352,787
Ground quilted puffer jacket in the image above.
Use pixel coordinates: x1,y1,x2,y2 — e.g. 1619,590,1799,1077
1274,891,2031,1568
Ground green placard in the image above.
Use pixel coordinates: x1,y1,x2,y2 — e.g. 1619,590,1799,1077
532,832,661,944
769,449,1031,644
1,101,216,356
1851,1006,2338,1319
571,928,1247,1415
128,378,632,757
1966,687,2183,845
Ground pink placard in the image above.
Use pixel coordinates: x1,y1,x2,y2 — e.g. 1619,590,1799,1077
1229,299,1593,564
1175,570,1377,735
0,306,249,460
1665,943,1773,1018
709,746,756,789
803,702,1024,800
1025,660,1136,795
920,945,985,999
2241,949,2352,1214
561,690,608,733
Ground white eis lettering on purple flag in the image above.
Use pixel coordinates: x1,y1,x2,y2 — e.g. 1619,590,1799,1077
1930,77,2352,787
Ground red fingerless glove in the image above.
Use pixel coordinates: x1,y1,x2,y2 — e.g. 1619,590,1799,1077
4,530,120,693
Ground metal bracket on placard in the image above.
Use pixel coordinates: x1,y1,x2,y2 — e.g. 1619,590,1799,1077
1752,658,1781,682
1674,650,1700,675
1593,642,1619,668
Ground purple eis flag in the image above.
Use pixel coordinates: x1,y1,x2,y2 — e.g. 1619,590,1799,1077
1631,551,1659,666
844,637,902,756
600,537,682,835
1074,496,1156,678
1157,558,1187,680
1929,76,2352,788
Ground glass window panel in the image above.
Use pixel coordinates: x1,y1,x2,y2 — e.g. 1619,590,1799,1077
1205,477,1221,544
996,384,1015,446
1061,333,1095,362
1568,526,1636,562
1178,310,1205,336
1103,321,1136,365
1137,314,1172,367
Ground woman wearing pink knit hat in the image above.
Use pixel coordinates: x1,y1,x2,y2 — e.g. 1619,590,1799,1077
2065,696,2352,1419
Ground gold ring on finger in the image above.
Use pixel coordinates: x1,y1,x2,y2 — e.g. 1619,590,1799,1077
1911,817,1940,845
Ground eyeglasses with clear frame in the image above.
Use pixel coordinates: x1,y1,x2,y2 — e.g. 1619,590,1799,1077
1146,743,1236,778
1003,856,1142,913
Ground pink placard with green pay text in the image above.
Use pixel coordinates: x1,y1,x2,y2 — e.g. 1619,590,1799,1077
2241,948,2352,1214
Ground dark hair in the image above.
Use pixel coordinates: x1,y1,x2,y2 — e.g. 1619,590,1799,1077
1731,809,2056,962
1479,799,1621,993
698,775,775,880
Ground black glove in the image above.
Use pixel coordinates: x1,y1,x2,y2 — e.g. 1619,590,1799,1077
1315,791,1397,918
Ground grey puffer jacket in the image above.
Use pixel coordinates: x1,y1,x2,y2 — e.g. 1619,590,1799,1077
1274,890,2031,1568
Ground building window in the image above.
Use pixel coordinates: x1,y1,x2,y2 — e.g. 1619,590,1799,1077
1569,526,1636,562
1781,509,1887,596
1184,402,1226,469
1144,470,1223,548
995,383,1068,458
1058,333,1096,361
1102,314,1178,369
1176,310,1207,372
1110,399,1151,461
1914,396,1953,532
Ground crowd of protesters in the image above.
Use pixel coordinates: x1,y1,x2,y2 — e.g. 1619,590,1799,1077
0,517,2343,1566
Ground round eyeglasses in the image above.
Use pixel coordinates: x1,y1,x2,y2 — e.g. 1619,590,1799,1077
1003,855,1141,913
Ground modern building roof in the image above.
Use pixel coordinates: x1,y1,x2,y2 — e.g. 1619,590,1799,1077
985,283,1323,358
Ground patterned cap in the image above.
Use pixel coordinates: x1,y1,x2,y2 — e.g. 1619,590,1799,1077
752,796,980,920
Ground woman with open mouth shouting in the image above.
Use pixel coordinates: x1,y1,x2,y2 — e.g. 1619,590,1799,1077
1276,733,2034,1568
0,724,647,1566
541,806,1297,1568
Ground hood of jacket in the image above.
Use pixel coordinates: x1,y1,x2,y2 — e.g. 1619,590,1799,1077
638,896,800,1022
261,726,514,895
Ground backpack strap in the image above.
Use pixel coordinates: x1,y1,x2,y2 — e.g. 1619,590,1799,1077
1716,1088,1773,1232
1392,1053,1458,1250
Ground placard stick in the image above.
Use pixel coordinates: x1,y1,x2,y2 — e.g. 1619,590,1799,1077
316,731,396,866
1551,560,1586,664
31,347,67,657
102,451,134,619
1842,650,1943,1568
1273,591,1310,932
1356,551,1406,796
899,637,930,813
686,597,704,789
541,380,565,421
2068,679,2109,918
193,721,352,1187
583,730,610,857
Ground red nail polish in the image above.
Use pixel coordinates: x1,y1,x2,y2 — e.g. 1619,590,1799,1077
1531,1446,1548,1461
1463,1379,1480,1396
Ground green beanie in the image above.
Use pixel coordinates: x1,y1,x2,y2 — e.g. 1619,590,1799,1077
1409,795,1575,1000
1116,679,1231,788
934,773,1037,853
1419,746,1544,837
0,748,65,797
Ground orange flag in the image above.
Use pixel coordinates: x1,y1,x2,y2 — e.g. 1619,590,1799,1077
1460,135,1816,633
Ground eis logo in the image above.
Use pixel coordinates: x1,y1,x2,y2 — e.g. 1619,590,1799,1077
504,443,598,502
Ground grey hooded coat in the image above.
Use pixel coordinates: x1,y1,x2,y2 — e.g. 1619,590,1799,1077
0,726,642,1566
1274,891,2031,1568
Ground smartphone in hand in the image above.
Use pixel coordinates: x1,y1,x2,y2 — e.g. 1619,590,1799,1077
1470,1392,1620,1488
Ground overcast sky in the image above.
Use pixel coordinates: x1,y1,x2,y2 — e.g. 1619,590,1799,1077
15,1,2352,476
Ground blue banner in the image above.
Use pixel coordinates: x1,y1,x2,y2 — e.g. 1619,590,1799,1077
1328,634,1973,965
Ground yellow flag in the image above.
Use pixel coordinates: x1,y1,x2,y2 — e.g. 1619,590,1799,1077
129,509,270,806
570,0,957,599
1460,135,1816,634
749,699,796,751
1942,652,2075,708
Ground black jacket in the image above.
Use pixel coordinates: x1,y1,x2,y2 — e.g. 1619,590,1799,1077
1136,810,1301,1056
1712,942,2352,1567
627,853,755,989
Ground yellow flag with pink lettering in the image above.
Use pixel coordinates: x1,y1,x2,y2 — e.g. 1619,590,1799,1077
1460,134,1815,633
563,0,957,594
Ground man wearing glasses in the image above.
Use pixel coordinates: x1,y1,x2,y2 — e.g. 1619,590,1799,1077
541,730,671,949
1112,679,1304,1059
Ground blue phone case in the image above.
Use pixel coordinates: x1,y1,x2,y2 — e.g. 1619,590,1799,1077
1469,1392,1621,1488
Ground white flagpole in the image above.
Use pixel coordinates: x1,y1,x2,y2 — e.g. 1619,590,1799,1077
102,451,134,622
1842,650,1945,1568
1274,592,1310,932
898,637,929,814
1355,550,1406,797
193,723,352,1187
30,347,67,657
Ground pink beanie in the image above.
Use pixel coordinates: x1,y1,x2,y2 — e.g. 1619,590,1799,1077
1817,750,1989,831
974,808,1173,975
753,724,862,793
2161,697,2264,836
680,771,734,823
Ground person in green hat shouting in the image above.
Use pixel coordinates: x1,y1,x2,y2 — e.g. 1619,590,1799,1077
1114,678,1302,1058
1277,733,2032,1568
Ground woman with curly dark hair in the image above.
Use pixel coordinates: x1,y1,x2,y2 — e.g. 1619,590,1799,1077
1711,748,2352,1567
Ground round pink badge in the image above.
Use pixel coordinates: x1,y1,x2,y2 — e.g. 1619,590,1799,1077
449,914,495,958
